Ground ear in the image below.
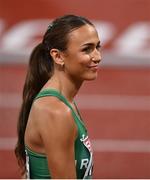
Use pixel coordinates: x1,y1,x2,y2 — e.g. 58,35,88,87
50,48,64,66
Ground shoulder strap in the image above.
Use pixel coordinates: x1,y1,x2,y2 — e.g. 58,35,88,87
35,88,87,132
73,101,83,121
36,89,73,107
35,89,77,117
34,89,85,128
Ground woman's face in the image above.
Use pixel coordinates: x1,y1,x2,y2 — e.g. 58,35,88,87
63,24,101,82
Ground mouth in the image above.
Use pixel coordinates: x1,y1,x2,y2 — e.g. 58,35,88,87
88,65,99,71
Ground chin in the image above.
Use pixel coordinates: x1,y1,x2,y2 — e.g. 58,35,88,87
84,74,98,81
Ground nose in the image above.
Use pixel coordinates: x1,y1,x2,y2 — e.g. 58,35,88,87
91,49,102,64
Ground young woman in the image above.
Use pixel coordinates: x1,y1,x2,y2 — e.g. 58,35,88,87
15,14,101,179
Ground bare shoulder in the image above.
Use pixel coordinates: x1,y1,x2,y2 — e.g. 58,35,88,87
32,96,74,124
31,96,77,142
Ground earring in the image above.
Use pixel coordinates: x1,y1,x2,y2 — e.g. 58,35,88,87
61,62,64,68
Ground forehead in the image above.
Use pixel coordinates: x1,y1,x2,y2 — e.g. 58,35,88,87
67,24,100,47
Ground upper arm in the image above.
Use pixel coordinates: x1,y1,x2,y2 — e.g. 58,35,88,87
35,100,77,179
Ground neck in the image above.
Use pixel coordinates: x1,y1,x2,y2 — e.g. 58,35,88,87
45,71,83,103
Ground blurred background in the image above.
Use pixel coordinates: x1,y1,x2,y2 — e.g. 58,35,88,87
0,0,150,178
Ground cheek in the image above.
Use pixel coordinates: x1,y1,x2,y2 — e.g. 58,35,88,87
64,53,90,72
78,54,91,65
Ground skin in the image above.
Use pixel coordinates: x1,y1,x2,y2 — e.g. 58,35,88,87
25,24,101,178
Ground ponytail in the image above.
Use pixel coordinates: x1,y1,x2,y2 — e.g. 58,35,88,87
15,43,53,174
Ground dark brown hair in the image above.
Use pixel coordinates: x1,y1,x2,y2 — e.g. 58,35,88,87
15,14,94,174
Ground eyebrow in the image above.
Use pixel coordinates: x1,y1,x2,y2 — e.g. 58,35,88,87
81,41,101,47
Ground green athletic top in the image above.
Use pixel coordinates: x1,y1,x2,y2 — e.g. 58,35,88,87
25,89,93,179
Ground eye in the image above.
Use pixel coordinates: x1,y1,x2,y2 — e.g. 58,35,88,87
82,46,93,53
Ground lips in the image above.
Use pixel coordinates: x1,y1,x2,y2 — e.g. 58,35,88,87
88,65,99,70
88,65,98,72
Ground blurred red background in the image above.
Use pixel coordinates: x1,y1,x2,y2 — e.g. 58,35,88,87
0,0,150,178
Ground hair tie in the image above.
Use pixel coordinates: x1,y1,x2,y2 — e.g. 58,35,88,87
47,24,53,31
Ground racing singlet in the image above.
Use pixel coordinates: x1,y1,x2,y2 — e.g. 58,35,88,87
25,89,93,179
